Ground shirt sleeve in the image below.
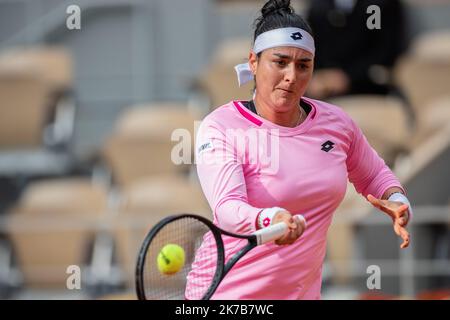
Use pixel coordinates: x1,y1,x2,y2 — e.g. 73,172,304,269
346,117,405,199
195,119,262,234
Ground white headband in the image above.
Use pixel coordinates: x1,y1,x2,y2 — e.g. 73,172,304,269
234,27,315,86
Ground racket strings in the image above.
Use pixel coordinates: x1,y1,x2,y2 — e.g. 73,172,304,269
142,217,219,300
185,231,221,299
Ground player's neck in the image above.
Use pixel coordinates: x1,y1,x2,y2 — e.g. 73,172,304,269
253,96,303,128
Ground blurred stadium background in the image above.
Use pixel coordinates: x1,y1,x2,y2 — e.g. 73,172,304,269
0,0,449,300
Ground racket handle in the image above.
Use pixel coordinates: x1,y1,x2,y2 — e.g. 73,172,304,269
254,222,288,245
253,215,306,245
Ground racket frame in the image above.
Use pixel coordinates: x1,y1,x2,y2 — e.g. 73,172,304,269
135,213,270,300
135,214,225,300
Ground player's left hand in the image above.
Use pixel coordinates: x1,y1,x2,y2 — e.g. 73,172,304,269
367,194,410,249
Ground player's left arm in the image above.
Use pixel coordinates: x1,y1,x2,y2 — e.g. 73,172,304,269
345,116,411,249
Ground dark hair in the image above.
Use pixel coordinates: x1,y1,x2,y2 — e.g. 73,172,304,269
253,0,313,51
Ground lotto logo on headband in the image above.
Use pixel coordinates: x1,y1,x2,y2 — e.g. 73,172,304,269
290,32,303,41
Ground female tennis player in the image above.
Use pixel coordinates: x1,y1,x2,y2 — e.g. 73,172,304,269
186,0,412,300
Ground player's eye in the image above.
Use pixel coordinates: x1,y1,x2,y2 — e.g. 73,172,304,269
297,63,309,70
275,60,287,67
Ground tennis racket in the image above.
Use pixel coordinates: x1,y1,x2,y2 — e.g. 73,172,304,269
135,213,302,300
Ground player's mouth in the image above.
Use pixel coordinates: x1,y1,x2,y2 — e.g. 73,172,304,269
277,88,294,93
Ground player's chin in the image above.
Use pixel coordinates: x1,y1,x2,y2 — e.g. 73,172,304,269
273,96,298,109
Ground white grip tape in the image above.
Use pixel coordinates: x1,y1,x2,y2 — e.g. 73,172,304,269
253,215,307,245
254,222,287,245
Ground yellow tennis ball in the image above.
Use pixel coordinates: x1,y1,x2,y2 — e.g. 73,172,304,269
157,244,185,275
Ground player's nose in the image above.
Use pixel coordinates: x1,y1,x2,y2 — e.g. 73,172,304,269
284,64,297,83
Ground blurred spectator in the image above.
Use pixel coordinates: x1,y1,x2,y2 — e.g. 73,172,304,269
306,0,408,99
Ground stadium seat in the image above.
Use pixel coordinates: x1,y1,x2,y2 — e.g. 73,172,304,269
0,46,73,96
421,96,450,134
0,70,50,147
409,30,450,63
6,178,109,289
196,38,254,109
328,94,412,166
410,95,450,145
395,122,450,186
0,46,76,177
113,175,212,287
102,103,198,187
394,30,450,134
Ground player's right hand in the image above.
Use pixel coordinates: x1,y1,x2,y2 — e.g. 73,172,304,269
272,211,306,245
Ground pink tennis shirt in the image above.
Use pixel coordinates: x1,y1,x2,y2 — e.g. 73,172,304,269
185,98,404,300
